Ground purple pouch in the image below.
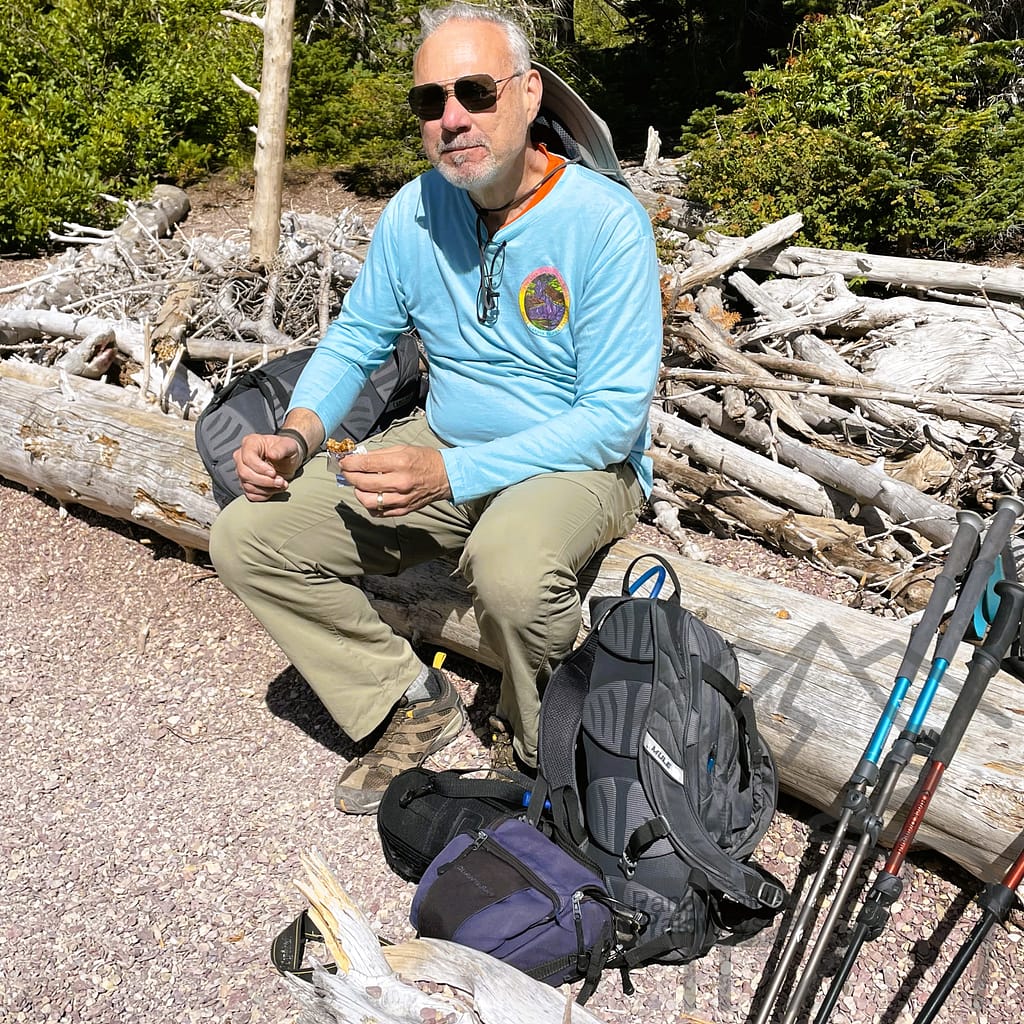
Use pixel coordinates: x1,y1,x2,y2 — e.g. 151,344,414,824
410,816,614,992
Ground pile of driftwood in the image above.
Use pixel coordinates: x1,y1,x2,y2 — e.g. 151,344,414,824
4,177,1023,611
635,163,1024,611
3,177,1024,885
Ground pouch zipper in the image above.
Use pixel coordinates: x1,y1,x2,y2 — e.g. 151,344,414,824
438,828,561,913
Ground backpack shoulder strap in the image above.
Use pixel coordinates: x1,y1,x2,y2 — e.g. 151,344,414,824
534,638,598,846
638,611,785,911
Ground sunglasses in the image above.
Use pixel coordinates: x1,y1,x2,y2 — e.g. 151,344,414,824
408,71,523,120
476,219,506,327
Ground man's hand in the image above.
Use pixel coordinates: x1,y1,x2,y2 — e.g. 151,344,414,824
338,445,452,517
233,433,306,501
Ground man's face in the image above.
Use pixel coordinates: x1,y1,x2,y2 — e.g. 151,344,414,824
412,20,541,194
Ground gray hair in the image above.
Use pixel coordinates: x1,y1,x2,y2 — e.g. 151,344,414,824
418,3,532,72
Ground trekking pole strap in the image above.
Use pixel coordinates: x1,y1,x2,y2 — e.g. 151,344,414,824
933,496,1024,666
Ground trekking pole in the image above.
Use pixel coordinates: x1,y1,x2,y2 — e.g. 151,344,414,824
748,510,983,1024
775,496,1023,1024
912,840,1024,1024
811,575,1024,1024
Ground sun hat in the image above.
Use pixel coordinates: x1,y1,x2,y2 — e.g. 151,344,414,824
531,62,628,187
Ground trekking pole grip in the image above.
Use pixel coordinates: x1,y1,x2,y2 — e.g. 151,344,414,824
895,510,982,681
935,496,1024,664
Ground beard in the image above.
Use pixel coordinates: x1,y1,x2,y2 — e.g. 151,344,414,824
432,137,501,192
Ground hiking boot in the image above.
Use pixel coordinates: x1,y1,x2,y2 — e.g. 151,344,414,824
334,669,466,815
487,713,537,779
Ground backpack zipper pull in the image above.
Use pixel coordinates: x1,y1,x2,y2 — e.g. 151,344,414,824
437,830,488,875
572,890,584,922
572,890,590,973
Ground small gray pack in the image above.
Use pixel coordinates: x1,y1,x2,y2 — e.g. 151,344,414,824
195,333,422,508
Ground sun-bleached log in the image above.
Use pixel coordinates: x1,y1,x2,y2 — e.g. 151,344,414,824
652,399,958,547
0,360,217,550
665,213,804,298
712,236,1024,301
649,451,895,584
663,366,1015,432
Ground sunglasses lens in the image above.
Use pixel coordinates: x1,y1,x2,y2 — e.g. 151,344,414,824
454,75,498,111
408,75,502,118
408,84,445,119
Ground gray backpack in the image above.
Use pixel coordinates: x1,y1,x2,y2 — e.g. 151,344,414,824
195,333,422,508
530,553,786,978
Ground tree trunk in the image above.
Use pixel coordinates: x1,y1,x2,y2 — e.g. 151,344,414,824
250,0,296,265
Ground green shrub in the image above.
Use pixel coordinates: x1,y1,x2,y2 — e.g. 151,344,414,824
679,0,1024,254
287,26,429,195
0,0,259,250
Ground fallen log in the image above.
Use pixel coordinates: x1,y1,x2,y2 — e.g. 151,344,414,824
0,360,217,550
664,213,804,300
651,401,960,548
711,236,1024,302
648,401,838,517
2,357,1020,884
664,366,1016,433
649,451,896,584
367,538,1024,886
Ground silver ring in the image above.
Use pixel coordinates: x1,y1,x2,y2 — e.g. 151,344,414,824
376,491,384,511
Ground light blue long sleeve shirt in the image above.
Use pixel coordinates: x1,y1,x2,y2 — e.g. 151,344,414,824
289,162,663,505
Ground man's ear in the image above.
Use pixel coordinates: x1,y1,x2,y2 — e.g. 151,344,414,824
522,67,544,123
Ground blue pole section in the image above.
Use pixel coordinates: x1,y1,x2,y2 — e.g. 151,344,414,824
749,511,983,1024
858,510,983,774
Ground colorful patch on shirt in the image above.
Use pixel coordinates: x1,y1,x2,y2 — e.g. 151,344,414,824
519,267,569,334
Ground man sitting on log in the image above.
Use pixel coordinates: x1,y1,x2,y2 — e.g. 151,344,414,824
209,1,662,813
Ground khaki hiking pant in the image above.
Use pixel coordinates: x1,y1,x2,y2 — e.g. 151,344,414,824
209,414,644,764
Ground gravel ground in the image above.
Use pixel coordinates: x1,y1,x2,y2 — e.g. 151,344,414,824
2,480,1021,1024
2,173,1022,1022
